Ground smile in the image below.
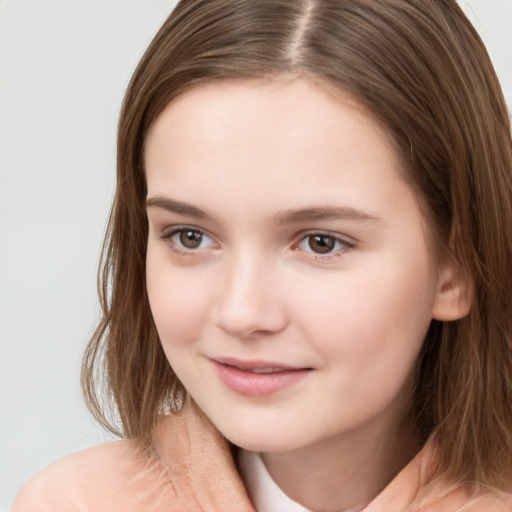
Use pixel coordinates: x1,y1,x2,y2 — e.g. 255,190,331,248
211,358,312,397
247,367,287,374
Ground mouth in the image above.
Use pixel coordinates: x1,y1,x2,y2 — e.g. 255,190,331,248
244,367,290,374
214,357,307,371
211,357,312,397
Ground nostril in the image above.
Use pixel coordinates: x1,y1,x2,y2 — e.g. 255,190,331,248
212,296,288,339
212,260,288,337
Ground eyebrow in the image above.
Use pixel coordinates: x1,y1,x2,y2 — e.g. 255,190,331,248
147,196,213,219
146,195,381,225
274,206,381,225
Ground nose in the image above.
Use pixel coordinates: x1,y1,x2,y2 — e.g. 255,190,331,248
212,251,288,339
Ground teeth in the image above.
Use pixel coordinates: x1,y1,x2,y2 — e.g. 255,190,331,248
250,368,283,374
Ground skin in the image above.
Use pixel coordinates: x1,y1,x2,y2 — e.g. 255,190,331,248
144,77,464,511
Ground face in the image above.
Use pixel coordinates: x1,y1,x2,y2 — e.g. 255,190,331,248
145,78,447,454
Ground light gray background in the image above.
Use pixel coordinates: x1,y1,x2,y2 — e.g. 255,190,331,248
1,1,511,509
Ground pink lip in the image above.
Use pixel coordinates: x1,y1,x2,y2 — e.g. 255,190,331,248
211,358,312,397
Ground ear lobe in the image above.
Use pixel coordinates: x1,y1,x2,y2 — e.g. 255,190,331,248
432,258,474,321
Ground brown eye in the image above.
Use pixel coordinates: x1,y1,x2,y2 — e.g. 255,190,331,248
179,230,203,249
308,235,337,254
165,227,216,254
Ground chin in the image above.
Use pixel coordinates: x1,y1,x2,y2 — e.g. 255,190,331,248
217,422,305,453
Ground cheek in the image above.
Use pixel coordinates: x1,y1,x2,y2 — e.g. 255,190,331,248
294,252,436,361
146,251,213,347
300,266,434,419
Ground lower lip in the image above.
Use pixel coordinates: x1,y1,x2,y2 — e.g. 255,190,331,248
213,361,311,397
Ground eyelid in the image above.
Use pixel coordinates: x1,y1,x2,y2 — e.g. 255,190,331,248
294,230,356,258
154,224,355,261
157,224,219,254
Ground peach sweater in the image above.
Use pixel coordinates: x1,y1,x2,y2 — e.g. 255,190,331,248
13,401,512,511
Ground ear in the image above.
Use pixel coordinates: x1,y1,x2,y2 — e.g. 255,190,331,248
432,257,474,321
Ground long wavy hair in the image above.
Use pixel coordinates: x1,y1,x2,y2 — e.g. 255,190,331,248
82,0,512,491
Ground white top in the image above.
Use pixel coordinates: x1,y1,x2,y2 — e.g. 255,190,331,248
238,449,369,512
238,449,313,512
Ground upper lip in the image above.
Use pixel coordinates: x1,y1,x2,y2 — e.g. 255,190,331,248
212,357,308,371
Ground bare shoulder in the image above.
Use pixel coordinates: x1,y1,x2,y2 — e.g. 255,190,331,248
12,439,173,511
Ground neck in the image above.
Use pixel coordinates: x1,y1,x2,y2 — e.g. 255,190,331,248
261,412,420,512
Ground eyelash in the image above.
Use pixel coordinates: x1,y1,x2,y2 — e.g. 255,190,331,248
294,231,355,260
158,226,217,257
157,226,355,260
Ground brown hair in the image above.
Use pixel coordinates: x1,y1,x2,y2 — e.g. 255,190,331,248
82,0,512,491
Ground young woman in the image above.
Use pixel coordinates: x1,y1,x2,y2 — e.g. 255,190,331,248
13,0,512,510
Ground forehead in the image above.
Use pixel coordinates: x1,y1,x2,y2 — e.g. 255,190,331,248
144,77,404,197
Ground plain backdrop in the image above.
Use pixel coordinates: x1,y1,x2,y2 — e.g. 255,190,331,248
0,0,511,509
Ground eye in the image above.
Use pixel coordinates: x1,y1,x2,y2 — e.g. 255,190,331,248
176,229,205,249
297,233,353,256
162,227,217,252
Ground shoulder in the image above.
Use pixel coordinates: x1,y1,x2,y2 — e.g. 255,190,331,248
12,406,255,512
366,439,512,512
12,439,176,511
417,485,512,512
